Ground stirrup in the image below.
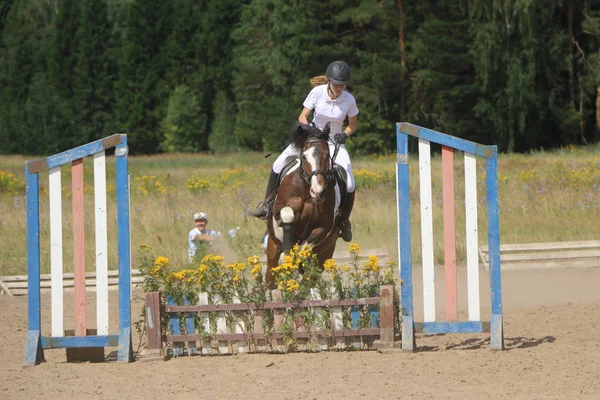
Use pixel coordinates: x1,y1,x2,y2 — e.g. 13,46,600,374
340,220,352,242
247,200,270,219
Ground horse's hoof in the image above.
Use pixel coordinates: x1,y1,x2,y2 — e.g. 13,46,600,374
340,221,352,242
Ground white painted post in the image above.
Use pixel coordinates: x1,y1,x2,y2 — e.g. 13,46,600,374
93,152,109,336
464,153,481,321
418,138,436,322
198,292,211,355
49,166,63,338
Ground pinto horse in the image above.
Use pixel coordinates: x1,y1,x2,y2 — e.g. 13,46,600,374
264,122,343,288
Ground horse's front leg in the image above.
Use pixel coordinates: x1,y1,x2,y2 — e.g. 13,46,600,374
305,227,327,244
265,235,282,290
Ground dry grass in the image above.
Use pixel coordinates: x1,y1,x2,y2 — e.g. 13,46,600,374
1,143,599,276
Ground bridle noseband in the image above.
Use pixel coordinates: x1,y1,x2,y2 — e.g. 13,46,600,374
299,137,337,187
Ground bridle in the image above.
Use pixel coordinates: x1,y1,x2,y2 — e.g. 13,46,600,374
298,137,339,188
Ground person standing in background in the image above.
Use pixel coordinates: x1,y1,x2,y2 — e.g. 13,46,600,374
188,212,222,263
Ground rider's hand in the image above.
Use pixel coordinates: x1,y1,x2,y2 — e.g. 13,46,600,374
334,133,347,144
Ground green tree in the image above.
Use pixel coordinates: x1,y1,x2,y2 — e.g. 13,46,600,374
332,0,405,154
407,0,484,143
161,85,206,152
210,89,237,152
469,0,577,151
115,0,173,154
231,0,337,151
72,0,119,144
0,0,59,154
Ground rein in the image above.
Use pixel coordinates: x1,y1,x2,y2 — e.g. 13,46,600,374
292,136,341,248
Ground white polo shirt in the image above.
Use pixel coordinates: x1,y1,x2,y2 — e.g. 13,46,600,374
188,228,221,262
303,85,359,135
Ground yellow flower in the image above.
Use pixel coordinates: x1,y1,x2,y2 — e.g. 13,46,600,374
149,266,161,275
247,255,261,265
348,243,361,254
323,259,337,272
297,249,311,260
154,256,169,268
286,279,299,292
251,265,261,276
363,255,380,273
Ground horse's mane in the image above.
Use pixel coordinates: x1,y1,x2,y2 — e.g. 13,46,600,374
290,122,330,149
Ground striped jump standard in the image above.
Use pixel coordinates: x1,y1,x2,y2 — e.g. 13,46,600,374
396,123,503,351
24,134,133,366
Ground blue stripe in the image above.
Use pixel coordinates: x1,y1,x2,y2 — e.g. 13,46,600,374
419,321,485,334
41,334,120,348
24,167,44,366
115,135,133,362
168,296,184,356
398,123,495,159
486,151,504,349
26,168,40,332
396,124,414,351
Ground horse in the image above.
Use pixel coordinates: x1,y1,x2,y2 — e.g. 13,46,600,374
264,122,344,289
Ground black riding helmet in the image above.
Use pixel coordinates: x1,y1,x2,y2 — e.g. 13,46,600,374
326,61,351,85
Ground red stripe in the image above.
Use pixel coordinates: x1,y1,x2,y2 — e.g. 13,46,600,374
72,158,86,336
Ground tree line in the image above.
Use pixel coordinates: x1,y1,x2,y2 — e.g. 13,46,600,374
1,0,599,156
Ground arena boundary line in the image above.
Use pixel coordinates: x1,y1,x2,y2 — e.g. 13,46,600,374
24,134,134,366
396,123,503,351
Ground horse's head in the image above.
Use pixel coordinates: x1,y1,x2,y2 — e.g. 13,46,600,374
291,123,332,200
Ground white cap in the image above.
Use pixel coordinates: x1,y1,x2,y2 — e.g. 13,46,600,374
193,212,208,221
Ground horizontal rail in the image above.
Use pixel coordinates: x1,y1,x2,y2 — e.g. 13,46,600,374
479,240,600,271
480,240,600,253
41,334,120,349
167,328,382,342
167,297,380,313
0,269,143,296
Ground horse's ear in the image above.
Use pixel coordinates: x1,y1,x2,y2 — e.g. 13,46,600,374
323,122,330,134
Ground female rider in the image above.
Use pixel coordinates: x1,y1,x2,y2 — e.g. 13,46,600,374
248,61,358,242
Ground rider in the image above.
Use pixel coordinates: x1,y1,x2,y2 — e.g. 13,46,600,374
248,61,358,242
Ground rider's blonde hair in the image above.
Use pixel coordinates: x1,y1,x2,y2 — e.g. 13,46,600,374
310,75,328,87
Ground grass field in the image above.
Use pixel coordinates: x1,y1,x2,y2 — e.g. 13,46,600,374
1,142,599,276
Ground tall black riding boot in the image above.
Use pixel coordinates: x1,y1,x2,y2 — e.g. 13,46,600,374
248,170,279,219
339,191,355,242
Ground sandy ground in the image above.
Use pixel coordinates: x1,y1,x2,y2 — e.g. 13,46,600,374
1,266,599,400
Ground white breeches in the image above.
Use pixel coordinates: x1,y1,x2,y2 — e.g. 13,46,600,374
272,143,355,193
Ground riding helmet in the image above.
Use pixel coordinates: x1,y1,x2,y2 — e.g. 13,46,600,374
326,61,351,85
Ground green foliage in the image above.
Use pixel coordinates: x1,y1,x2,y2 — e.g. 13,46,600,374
0,0,599,155
209,89,237,152
161,85,207,152
115,0,173,154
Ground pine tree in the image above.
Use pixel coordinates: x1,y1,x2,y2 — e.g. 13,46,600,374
72,0,118,144
469,0,576,151
115,0,173,154
231,0,336,151
407,0,483,143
